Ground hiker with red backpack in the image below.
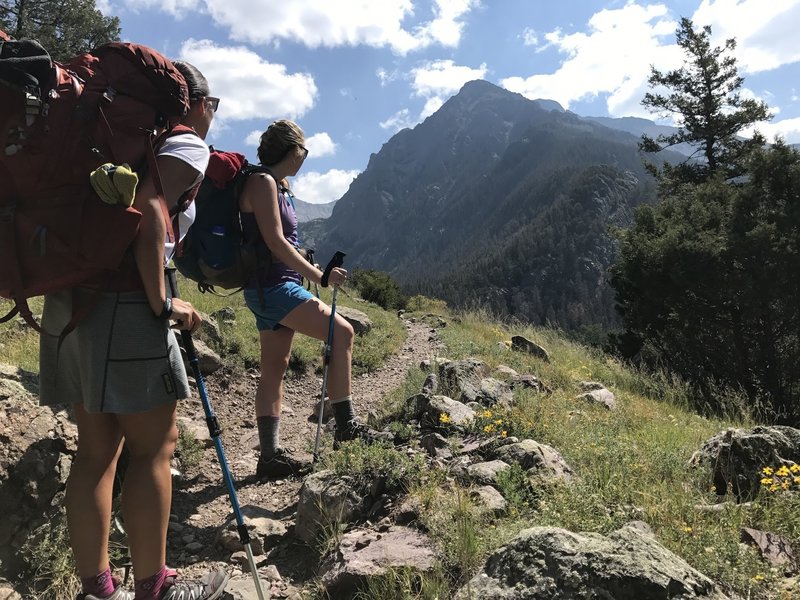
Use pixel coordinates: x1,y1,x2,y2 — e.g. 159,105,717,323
35,60,229,600
239,119,392,480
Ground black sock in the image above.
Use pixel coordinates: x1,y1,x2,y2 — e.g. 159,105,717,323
257,415,280,458
331,396,355,429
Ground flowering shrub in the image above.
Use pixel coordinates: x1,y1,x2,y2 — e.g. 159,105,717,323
760,463,800,493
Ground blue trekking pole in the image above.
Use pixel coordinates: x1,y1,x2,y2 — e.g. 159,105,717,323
166,268,266,600
313,251,346,462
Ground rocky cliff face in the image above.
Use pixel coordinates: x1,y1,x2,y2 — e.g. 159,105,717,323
294,197,335,223
314,80,679,330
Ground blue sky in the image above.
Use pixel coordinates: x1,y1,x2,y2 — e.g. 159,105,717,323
107,0,800,204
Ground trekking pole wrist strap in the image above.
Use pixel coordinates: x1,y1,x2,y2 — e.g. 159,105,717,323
157,297,173,319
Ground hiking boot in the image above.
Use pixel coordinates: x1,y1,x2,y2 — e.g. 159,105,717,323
157,568,229,600
256,448,311,479
333,420,394,448
80,587,133,600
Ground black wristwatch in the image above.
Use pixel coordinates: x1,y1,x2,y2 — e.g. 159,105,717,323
157,297,173,320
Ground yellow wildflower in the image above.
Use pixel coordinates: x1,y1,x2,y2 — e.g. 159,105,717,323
439,413,451,424
483,424,495,434
761,477,774,485
683,526,693,533
776,465,791,477
763,467,774,476
790,464,800,473
769,484,779,492
482,410,493,418
794,477,800,485
494,419,503,425
501,431,508,438
752,574,765,582
782,480,791,491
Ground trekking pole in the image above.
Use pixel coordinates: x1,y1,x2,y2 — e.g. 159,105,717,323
165,268,266,600
313,251,346,462
308,249,320,298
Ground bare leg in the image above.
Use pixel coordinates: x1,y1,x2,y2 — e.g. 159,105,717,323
280,298,354,400
116,402,178,578
66,404,124,578
255,326,294,418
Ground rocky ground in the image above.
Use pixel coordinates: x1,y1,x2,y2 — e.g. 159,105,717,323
165,316,442,598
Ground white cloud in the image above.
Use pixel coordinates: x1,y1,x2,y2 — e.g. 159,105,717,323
292,169,360,204
742,117,800,144
118,0,201,16
420,97,444,119
201,0,478,55
306,132,337,157
521,27,538,47
245,130,262,146
692,0,800,73
377,67,400,87
380,108,415,132
179,39,317,122
411,59,488,98
500,3,678,118
379,59,486,132
500,1,800,120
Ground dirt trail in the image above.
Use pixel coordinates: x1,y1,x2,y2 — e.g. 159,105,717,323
168,316,442,596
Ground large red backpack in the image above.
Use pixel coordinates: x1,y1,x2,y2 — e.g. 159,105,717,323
0,33,191,329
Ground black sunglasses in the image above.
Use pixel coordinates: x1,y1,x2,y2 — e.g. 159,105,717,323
204,96,220,112
299,144,308,159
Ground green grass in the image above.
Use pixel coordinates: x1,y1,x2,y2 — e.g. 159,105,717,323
385,306,799,600
7,288,800,600
0,297,43,372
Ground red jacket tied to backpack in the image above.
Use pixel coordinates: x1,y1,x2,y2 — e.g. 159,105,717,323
0,32,191,330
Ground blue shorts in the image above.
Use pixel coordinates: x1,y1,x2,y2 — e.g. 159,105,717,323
244,282,314,331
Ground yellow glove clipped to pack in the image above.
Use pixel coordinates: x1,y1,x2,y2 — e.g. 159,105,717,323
90,163,138,207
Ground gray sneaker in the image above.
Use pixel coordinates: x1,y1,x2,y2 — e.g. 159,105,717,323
157,568,229,600
82,586,133,600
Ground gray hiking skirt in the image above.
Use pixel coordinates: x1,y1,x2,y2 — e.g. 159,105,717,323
39,288,191,414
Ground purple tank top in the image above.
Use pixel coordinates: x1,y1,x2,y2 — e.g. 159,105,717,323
241,189,302,288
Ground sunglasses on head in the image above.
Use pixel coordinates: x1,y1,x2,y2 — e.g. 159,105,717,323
204,96,220,112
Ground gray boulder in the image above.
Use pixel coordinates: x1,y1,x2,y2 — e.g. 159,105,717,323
216,505,287,555
689,426,800,500
466,460,511,486
470,485,508,515
295,470,367,544
336,306,372,335
495,439,575,483
478,377,514,407
176,334,223,375
426,395,475,429
0,393,77,582
319,526,437,597
510,336,550,362
437,358,487,404
455,522,730,599
576,388,617,410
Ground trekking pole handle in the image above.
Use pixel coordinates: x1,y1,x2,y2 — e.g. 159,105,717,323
320,251,346,288
164,268,196,354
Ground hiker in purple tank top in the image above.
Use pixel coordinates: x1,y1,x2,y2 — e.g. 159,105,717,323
239,119,392,480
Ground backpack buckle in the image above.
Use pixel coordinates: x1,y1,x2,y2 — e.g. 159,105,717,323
102,86,117,103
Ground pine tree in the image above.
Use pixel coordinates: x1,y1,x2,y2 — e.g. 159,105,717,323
1,0,120,61
611,18,800,424
640,17,771,186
